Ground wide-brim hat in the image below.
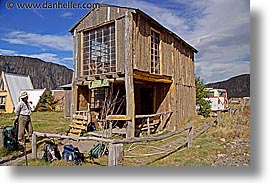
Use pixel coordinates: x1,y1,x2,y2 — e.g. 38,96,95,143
20,91,28,99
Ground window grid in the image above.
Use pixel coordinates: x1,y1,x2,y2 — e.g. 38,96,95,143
90,88,108,109
151,30,160,74
0,96,6,110
83,23,116,76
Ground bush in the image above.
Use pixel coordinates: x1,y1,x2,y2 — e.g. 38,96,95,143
195,76,211,117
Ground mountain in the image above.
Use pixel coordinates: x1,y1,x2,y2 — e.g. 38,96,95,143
0,55,73,89
206,74,250,98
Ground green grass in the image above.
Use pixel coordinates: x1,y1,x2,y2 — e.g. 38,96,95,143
1,105,250,166
0,111,70,134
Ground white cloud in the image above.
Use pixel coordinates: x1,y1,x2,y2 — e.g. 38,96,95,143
61,12,73,18
17,52,60,63
195,61,250,83
0,50,73,68
0,48,17,55
2,31,72,51
106,0,250,83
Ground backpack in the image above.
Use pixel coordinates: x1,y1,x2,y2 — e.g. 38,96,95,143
89,143,108,160
61,144,84,165
87,122,96,132
42,141,61,162
3,126,18,151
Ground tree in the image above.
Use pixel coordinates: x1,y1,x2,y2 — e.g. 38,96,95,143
195,76,211,117
38,90,58,111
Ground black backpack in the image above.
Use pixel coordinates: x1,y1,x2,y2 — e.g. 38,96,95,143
61,144,84,165
42,141,61,162
3,118,19,151
89,143,108,160
3,126,18,151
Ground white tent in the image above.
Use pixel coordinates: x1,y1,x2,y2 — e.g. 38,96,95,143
20,88,46,111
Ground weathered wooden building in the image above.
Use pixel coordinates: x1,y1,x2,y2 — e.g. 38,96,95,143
69,4,197,138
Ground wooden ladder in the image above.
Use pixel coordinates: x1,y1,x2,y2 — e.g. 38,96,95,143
68,111,89,136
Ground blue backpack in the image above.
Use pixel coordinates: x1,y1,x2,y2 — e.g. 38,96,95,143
62,144,84,164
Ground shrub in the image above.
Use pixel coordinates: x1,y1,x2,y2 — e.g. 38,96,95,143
195,76,211,117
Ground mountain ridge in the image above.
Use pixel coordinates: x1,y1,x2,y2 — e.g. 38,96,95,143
206,74,250,98
0,55,73,89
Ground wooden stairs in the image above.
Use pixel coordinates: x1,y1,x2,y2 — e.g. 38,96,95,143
68,111,89,136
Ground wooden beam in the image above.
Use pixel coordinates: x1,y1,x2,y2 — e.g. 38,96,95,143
32,131,113,143
187,126,193,147
112,124,193,144
106,115,132,121
125,11,135,138
217,110,221,125
133,70,172,84
32,133,37,159
108,143,124,166
69,124,86,130
0,127,4,149
72,114,88,121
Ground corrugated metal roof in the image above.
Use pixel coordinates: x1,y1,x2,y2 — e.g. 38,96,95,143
4,73,34,107
23,88,46,111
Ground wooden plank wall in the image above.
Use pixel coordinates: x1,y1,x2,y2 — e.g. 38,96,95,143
132,14,196,130
133,14,150,71
116,18,126,73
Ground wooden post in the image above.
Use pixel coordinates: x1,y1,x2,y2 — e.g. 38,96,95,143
0,127,4,149
32,133,37,159
109,121,113,138
147,117,150,136
108,143,124,166
125,11,135,138
187,126,193,148
217,110,222,125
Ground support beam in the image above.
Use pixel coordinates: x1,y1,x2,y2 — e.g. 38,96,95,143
0,127,4,149
32,133,37,159
217,110,222,125
124,11,135,138
147,117,150,136
187,126,193,147
108,143,124,166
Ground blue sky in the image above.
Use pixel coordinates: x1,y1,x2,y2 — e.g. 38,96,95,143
0,0,250,83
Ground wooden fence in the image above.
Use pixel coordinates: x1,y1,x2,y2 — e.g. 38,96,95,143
31,124,194,166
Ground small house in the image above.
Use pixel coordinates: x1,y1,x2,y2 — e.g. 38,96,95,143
0,71,46,113
69,4,197,137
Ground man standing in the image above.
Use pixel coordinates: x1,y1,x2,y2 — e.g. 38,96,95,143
14,91,33,145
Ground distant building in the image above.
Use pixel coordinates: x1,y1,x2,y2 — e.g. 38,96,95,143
59,83,72,118
0,71,46,113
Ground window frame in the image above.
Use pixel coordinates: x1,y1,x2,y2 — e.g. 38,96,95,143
90,88,109,109
0,96,6,111
81,22,116,77
150,28,161,75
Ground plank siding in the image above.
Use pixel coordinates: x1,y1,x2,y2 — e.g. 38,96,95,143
116,18,126,73
71,5,196,131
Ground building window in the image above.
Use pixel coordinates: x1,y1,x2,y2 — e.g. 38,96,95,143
0,79,5,91
151,29,160,74
83,23,116,76
0,96,6,110
90,88,108,109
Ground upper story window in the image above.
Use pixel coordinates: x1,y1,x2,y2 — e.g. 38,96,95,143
0,79,5,91
83,23,116,76
151,29,160,74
